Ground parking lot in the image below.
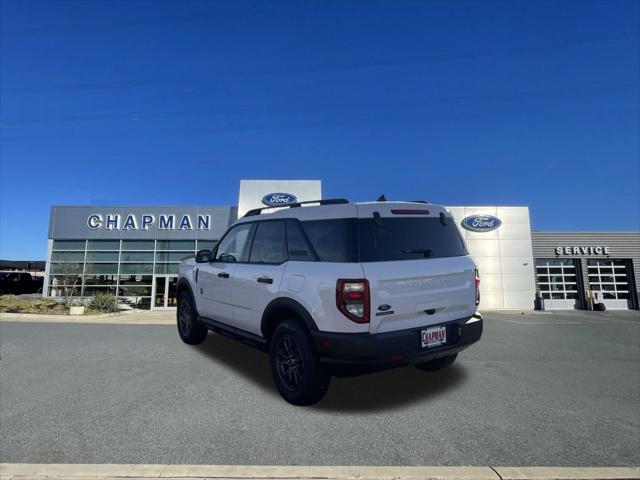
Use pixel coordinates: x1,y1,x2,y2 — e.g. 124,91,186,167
1,310,638,467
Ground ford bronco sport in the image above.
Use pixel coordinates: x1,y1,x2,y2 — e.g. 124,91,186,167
177,199,483,405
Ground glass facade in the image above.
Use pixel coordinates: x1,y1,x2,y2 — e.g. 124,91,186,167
48,239,217,309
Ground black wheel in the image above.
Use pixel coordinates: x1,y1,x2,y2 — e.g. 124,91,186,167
270,320,330,406
415,353,457,371
176,290,208,345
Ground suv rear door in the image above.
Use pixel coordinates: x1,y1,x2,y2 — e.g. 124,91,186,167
230,220,288,336
356,203,477,334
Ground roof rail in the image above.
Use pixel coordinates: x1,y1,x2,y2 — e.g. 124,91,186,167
243,198,350,217
407,200,430,204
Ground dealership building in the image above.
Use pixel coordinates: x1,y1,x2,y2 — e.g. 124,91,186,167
44,179,640,311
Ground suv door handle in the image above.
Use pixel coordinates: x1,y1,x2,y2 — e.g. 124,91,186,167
218,272,230,278
257,276,273,284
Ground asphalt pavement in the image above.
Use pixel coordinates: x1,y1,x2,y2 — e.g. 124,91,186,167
1,310,638,466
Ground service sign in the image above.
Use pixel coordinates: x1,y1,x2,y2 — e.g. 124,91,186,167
461,214,502,232
261,192,298,207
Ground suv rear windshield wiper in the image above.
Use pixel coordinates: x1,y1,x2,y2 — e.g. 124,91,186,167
401,248,433,257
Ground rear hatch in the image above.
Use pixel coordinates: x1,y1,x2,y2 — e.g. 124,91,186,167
356,203,477,334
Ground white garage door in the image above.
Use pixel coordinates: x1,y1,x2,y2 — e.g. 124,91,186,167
587,259,631,310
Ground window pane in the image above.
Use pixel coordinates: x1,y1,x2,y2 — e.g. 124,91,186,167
84,275,117,285
118,285,152,296
551,293,564,299
541,292,551,299
52,240,86,251
549,268,562,274
50,262,83,274
120,251,154,262
566,292,579,299
119,263,154,274
539,284,550,291
154,263,179,274
84,286,117,296
87,240,120,250
249,221,287,264
85,263,118,274
215,224,253,262
121,240,155,250
537,276,549,283
119,274,153,285
197,240,218,251
155,251,194,262
302,219,358,263
86,251,119,262
51,251,85,262
49,275,82,286
156,240,195,250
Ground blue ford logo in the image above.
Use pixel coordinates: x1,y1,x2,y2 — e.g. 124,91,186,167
461,214,502,232
261,192,298,207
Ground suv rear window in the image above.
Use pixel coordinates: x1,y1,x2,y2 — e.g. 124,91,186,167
358,217,467,262
300,217,466,263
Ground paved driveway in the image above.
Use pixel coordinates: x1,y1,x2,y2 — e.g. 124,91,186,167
1,311,638,466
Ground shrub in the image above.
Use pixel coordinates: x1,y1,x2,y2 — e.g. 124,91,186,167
89,293,119,313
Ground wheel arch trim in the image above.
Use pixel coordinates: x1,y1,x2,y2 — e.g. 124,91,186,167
261,297,319,338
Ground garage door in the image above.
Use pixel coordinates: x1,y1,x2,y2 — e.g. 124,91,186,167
587,259,632,310
536,258,580,309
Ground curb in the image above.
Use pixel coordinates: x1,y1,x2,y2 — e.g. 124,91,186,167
1,464,639,480
0,311,173,325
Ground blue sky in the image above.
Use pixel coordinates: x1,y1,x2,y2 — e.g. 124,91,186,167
1,0,638,260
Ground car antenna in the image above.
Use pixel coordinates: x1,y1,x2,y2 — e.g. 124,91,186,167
376,194,387,201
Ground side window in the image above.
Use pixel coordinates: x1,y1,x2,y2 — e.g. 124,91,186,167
249,221,287,264
301,219,358,262
286,220,315,262
214,223,253,263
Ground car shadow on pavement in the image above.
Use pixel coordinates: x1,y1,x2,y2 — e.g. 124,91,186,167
196,332,467,412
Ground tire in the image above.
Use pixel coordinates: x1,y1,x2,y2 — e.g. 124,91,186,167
415,353,457,372
270,320,330,406
176,290,208,345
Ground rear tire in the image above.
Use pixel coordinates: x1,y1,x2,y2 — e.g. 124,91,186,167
177,290,208,345
415,353,457,371
270,320,330,406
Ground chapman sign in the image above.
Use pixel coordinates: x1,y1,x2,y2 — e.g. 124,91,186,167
461,214,502,232
87,213,211,231
555,246,611,256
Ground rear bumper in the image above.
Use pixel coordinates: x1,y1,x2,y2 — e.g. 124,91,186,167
310,313,483,369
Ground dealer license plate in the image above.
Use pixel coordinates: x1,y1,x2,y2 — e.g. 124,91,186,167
421,325,447,348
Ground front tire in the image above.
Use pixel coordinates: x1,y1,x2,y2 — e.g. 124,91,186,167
270,320,330,406
177,290,208,345
415,353,457,371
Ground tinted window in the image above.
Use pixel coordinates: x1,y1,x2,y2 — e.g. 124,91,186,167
215,223,253,263
286,220,314,261
249,221,287,264
358,217,467,262
301,219,358,262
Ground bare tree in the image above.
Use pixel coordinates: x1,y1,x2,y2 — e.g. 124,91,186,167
51,254,83,308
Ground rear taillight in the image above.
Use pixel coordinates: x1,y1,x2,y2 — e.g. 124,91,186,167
475,268,480,306
336,279,370,323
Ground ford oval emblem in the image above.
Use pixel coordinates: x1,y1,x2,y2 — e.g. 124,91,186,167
261,192,298,207
461,214,502,232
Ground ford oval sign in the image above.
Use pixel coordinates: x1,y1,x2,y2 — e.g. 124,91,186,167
261,192,298,207
461,214,502,232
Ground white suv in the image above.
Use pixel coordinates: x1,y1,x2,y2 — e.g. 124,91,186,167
177,199,483,405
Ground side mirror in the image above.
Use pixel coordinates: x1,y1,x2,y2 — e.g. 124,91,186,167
195,249,212,263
